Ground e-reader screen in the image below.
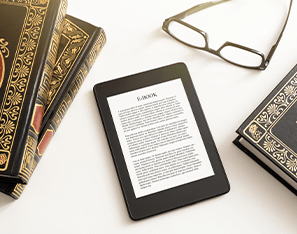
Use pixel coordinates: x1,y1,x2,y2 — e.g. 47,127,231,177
107,78,214,198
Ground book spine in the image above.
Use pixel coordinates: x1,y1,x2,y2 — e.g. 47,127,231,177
11,28,106,199
38,29,106,158
18,0,68,184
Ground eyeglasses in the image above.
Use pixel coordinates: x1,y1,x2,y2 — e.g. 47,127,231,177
162,0,293,70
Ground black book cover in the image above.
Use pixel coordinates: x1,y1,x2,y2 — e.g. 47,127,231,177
234,64,297,195
0,15,106,199
0,0,67,184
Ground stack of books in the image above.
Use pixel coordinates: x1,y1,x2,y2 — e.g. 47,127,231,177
0,0,106,199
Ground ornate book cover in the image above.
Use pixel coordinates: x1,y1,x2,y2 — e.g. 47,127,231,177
0,15,106,199
0,0,67,184
234,64,297,195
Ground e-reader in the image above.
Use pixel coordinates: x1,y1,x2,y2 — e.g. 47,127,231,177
93,63,230,220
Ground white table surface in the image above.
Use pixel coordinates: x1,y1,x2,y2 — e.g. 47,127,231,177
1,0,297,233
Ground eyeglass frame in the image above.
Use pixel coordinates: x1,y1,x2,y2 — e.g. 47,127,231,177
162,0,293,70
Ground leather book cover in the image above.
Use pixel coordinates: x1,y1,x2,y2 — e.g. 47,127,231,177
0,15,106,199
234,64,297,195
0,0,67,184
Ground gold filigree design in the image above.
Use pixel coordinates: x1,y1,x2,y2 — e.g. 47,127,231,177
33,0,48,4
19,134,36,181
0,0,29,5
0,38,9,89
262,134,297,173
0,153,7,165
87,30,106,68
0,2,47,170
18,0,67,182
244,71,297,179
263,134,279,153
45,19,89,112
248,124,262,141
256,75,297,128
0,39,9,58
11,26,105,198
0,1,50,9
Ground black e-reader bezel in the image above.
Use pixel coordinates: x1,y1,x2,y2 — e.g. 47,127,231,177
93,63,230,220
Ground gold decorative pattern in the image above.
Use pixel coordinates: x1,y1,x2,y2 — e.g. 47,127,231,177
45,19,89,114
20,134,37,181
87,30,106,68
0,2,48,171
0,0,29,5
0,0,50,7
0,38,9,89
0,39,9,58
12,150,36,198
0,153,7,165
50,29,106,129
10,25,106,199
50,29,106,130
244,71,297,178
32,0,48,5
248,124,262,141
18,0,67,182
12,183,25,198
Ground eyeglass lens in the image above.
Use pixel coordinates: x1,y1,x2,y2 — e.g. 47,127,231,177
168,21,206,48
220,46,263,67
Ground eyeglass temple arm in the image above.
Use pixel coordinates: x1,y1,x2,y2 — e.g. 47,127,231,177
169,0,231,20
265,0,293,66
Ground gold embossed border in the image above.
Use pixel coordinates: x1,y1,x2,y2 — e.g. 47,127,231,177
0,0,29,6
87,30,106,68
0,0,49,170
45,19,89,114
0,0,49,7
243,71,297,179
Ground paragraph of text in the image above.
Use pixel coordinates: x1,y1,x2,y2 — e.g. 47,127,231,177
119,96,183,133
133,144,201,189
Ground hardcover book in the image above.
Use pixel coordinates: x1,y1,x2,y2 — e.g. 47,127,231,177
234,64,297,195
0,0,67,184
0,15,106,199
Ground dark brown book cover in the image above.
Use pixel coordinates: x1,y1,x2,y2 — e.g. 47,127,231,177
0,0,67,184
0,15,106,199
234,64,297,195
